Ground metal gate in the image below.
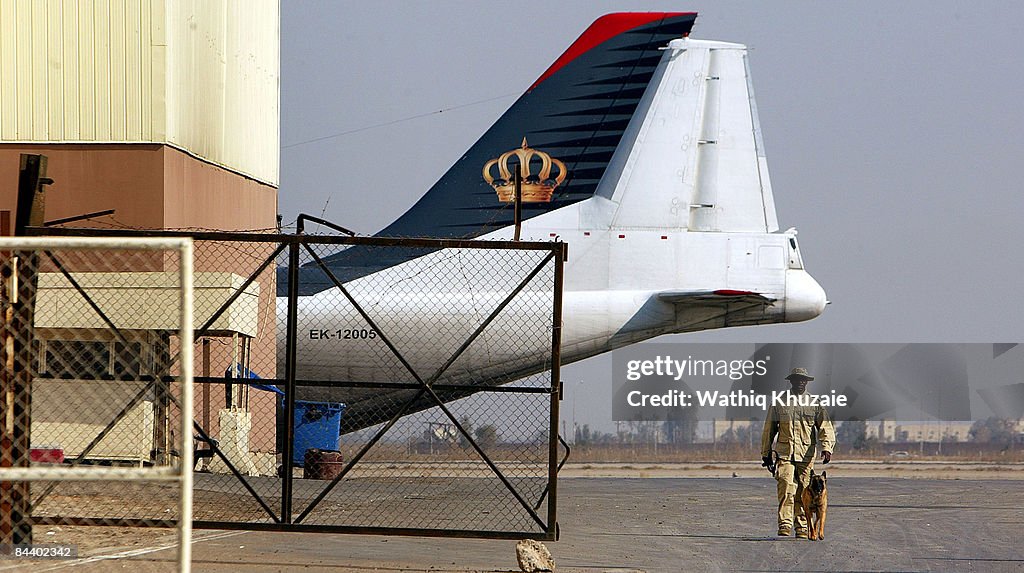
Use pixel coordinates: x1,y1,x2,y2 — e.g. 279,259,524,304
31,226,566,540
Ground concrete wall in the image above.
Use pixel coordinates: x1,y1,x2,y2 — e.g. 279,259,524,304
0,143,276,231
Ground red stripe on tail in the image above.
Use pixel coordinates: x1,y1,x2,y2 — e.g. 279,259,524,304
529,12,695,91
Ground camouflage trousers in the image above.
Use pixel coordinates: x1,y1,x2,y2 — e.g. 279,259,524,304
776,459,813,532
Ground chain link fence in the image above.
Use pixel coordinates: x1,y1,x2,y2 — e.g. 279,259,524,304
0,236,193,570
30,228,565,540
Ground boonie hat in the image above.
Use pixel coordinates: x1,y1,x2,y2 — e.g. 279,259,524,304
785,367,814,381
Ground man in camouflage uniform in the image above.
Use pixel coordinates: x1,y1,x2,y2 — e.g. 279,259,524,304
760,367,835,538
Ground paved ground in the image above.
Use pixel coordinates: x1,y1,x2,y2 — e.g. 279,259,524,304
22,474,1024,572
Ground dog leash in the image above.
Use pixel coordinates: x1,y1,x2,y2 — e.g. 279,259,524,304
761,450,780,477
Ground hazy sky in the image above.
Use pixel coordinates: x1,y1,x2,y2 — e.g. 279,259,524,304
281,2,1024,431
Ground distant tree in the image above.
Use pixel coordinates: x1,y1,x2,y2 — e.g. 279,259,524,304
529,428,549,445
719,427,738,444
836,419,881,451
458,415,474,449
970,417,1016,445
638,421,660,444
474,424,500,450
663,404,698,444
717,423,756,445
625,421,644,443
836,419,866,445
737,423,757,445
575,424,593,445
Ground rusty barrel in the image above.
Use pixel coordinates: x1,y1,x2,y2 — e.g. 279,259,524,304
303,448,344,480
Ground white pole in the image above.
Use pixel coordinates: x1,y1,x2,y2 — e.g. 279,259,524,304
178,239,194,573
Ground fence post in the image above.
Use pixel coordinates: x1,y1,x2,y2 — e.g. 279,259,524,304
280,239,301,523
2,154,49,547
546,242,566,538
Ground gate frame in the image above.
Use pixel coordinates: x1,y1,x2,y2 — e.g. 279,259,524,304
31,226,566,541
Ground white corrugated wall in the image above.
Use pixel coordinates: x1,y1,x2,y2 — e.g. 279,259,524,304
0,0,157,143
0,0,279,186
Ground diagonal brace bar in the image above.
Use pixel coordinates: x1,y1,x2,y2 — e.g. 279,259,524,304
42,250,132,348
31,378,156,510
421,251,555,387
192,421,281,523
302,244,427,385
196,243,286,337
292,389,427,523
420,383,549,530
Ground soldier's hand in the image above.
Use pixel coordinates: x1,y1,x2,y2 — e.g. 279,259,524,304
761,456,772,467
822,451,832,464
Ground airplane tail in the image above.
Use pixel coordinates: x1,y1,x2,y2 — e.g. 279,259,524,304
376,12,699,239
307,12,780,284
378,13,782,238
301,13,699,291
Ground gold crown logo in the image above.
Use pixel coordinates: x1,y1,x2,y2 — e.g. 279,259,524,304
483,138,567,203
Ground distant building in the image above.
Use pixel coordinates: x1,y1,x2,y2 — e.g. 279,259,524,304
864,420,973,443
893,422,974,443
865,420,899,442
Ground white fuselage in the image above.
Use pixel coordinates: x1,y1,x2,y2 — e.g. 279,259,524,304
281,226,826,384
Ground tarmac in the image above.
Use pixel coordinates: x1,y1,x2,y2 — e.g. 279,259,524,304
24,471,1024,572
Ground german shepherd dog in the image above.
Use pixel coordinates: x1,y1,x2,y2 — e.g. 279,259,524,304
800,470,828,540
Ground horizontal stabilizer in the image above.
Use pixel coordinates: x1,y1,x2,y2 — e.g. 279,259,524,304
656,289,775,306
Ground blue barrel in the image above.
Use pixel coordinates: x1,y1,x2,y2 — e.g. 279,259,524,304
291,401,345,466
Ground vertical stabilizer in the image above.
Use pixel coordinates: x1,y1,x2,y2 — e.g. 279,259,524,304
601,39,780,233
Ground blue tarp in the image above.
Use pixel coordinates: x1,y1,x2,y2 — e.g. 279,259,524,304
229,363,284,395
